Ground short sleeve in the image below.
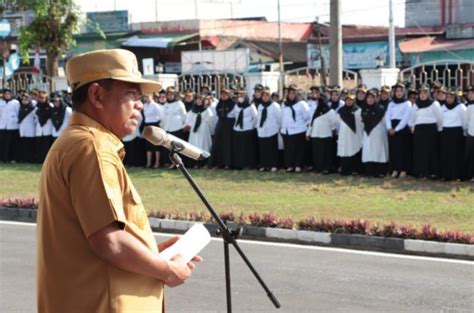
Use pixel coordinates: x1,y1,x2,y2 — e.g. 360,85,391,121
69,140,127,238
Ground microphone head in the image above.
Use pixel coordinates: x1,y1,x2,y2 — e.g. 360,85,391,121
143,126,167,146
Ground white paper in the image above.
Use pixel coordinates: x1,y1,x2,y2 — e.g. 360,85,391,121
159,223,211,263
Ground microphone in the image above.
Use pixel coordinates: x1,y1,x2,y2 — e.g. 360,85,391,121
143,126,211,161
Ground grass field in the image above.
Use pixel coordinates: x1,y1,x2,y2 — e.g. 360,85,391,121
0,163,473,232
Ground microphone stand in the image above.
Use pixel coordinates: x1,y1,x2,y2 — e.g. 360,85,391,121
168,146,281,313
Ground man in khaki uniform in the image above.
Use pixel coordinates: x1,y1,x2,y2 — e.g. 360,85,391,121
37,49,202,313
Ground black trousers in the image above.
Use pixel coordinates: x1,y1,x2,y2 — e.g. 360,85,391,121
340,150,362,175
123,138,146,167
258,134,279,169
2,129,19,162
18,137,36,163
209,118,235,168
233,129,258,169
364,162,387,177
282,132,306,168
388,126,411,173
413,123,439,178
36,136,53,163
440,127,465,180
311,137,335,172
465,135,474,180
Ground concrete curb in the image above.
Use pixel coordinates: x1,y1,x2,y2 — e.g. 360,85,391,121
1,207,473,260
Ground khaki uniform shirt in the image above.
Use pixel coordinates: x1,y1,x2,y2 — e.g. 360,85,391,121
37,112,163,312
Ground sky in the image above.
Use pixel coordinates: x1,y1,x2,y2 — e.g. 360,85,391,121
76,0,406,27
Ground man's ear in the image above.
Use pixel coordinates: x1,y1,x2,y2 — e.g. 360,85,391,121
88,83,105,110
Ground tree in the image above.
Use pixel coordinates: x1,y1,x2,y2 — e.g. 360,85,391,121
18,0,79,77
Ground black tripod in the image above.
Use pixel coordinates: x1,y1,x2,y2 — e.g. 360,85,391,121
169,149,281,313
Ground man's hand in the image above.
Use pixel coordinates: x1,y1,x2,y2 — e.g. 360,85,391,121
164,254,203,287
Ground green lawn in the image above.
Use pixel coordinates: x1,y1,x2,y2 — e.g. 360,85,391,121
1,163,473,232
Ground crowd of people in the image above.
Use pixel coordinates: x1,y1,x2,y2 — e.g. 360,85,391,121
1,81,473,182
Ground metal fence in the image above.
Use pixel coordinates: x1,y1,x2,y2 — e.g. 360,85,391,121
178,73,246,94
6,72,53,94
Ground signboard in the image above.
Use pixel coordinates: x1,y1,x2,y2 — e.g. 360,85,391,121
86,10,128,33
181,48,249,74
142,58,154,76
307,41,403,69
0,19,11,37
165,62,182,73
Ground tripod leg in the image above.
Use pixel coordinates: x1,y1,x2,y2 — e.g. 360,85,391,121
224,239,232,313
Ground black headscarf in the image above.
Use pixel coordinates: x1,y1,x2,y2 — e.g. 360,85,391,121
415,98,434,109
51,104,66,131
329,99,340,111
216,98,235,120
392,95,406,104
311,98,330,124
18,100,34,123
338,103,360,133
362,103,385,135
378,98,390,111
259,100,272,127
192,104,206,133
444,97,459,110
184,100,194,112
36,101,53,127
235,97,250,129
467,100,474,107
284,98,298,121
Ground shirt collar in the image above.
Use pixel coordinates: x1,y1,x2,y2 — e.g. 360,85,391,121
68,112,125,158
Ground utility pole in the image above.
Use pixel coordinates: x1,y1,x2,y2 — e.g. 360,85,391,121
389,0,396,68
314,18,327,87
329,0,342,86
278,0,284,98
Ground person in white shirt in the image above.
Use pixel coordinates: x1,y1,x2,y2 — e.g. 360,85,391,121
51,92,73,140
1,89,20,163
183,90,195,113
306,95,338,174
280,85,310,173
142,92,163,168
231,88,258,169
257,87,281,172
252,84,264,108
410,84,443,179
385,81,412,178
161,86,187,167
361,89,388,178
337,91,364,175
185,95,214,168
378,85,391,111
35,90,54,163
306,86,321,116
327,85,345,111
464,86,474,182
439,88,466,181
18,92,37,163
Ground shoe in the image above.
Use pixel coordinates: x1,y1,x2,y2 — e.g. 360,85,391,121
271,167,278,172
168,164,176,169
153,165,160,169
321,170,329,175
391,171,399,178
295,167,302,173
259,167,265,172
399,171,407,178
286,167,294,173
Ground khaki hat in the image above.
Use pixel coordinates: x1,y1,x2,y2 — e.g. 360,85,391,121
66,49,161,94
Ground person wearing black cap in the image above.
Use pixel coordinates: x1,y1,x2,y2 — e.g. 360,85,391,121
271,92,280,104
407,88,418,105
51,92,73,141
18,91,37,163
161,86,187,168
257,87,281,172
306,93,338,174
378,86,391,111
337,91,364,175
307,86,321,116
435,85,447,106
439,88,466,181
231,88,258,169
35,90,54,163
252,84,264,107
464,86,474,182
410,83,443,179
385,81,412,178
361,89,388,177
0,88,20,162
209,88,236,169
280,84,311,173
185,94,214,168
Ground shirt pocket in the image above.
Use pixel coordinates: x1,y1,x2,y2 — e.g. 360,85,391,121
128,183,148,231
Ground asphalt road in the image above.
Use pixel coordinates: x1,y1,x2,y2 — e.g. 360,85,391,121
1,221,473,313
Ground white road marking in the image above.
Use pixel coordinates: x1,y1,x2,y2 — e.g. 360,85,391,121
1,220,472,265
